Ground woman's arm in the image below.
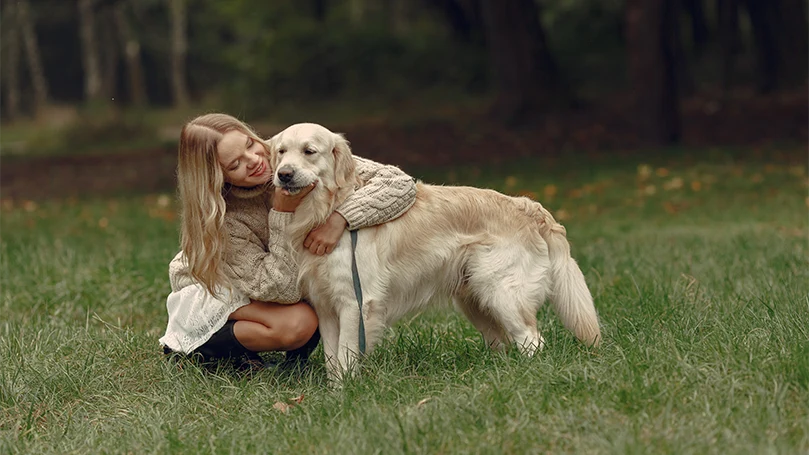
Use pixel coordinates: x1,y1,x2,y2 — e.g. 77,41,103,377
335,155,417,230
223,210,302,304
302,155,417,255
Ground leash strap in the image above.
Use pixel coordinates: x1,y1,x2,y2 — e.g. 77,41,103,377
349,230,366,355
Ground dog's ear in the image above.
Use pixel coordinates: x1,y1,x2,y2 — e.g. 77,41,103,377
333,133,355,188
265,133,281,169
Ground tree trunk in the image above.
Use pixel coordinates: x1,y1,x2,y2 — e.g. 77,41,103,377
100,5,119,100
741,0,779,93
78,0,103,102
17,0,49,112
114,1,147,106
387,0,409,36
625,0,681,145
771,0,808,88
683,0,709,54
479,0,573,124
2,0,22,120
717,0,740,93
349,0,365,25
167,0,189,107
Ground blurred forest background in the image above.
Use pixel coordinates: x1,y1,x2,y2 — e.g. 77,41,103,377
0,0,806,199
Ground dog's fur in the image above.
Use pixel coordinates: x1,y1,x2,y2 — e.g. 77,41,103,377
269,123,601,381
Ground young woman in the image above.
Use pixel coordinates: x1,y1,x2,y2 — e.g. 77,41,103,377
159,113,417,370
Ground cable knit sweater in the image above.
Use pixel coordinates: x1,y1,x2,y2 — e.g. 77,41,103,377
159,155,417,353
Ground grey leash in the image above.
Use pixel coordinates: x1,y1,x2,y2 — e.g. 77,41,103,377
349,230,366,355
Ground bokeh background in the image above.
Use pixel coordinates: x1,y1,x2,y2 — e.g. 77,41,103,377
0,0,806,199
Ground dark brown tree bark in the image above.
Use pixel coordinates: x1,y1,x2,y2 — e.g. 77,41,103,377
718,0,741,93
748,0,809,90
17,0,50,112
78,0,103,102
625,0,681,145
2,0,22,120
99,5,119,100
479,0,573,124
167,0,190,107
114,1,147,106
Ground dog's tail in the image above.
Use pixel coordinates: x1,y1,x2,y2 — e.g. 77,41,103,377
532,201,601,347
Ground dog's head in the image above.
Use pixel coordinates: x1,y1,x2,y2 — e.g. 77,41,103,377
267,123,356,196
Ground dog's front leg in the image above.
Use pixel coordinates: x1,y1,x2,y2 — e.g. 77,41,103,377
334,305,362,381
318,313,341,383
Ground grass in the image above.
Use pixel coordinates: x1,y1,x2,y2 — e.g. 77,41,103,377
1,148,807,454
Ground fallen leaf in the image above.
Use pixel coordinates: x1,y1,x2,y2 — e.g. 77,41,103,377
751,173,764,183
273,402,292,414
656,167,670,177
417,398,432,407
291,394,305,404
157,194,172,208
789,165,806,177
1,199,13,211
504,176,518,188
643,185,657,196
23,200,38,212
690,181,702,192
663,177,684,191
637,164,652,181
543,184,558,199
98,217,109,229
555,209,570,221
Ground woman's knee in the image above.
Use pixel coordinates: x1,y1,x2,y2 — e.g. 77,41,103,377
282,303,318,349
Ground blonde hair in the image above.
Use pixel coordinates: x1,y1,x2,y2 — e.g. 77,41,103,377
176,113,269,296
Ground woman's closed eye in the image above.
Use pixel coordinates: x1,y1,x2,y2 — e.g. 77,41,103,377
228,161,240,171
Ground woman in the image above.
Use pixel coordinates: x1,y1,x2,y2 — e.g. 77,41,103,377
159,113,417,370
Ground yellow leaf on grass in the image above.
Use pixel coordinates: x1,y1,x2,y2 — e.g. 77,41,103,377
273,402,291,414
543,184,558,199
98,217,109,229
505,176,518,188
690,181,702,192
663,177,683,191
637,164,652,180
656,167,670,177
23,200,38,212
751,173,764,183
555,209,570,221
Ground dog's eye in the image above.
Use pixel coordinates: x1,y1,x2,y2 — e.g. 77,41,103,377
304,149,316,155
278,149,286,155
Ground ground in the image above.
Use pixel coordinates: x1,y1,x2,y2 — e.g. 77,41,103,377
1,90,806,200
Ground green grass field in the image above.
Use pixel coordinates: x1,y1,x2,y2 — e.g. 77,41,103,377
1,149,807,454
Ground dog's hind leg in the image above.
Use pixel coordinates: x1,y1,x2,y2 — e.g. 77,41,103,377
454,296,506,351
483,295,545,356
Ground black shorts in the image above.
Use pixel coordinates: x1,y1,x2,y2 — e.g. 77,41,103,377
164,320,252,360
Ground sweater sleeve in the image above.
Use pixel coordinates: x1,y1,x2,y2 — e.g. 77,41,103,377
223,210,302,304
335,155,417,230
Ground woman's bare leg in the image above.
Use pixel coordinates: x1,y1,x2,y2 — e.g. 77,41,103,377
229,301,318,352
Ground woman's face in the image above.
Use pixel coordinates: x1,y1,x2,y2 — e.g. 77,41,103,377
217,130,271,187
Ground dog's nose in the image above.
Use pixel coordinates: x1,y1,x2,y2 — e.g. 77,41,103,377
277,166,295,183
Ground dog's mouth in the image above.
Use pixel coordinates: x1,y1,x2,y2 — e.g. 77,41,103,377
282,185,305,195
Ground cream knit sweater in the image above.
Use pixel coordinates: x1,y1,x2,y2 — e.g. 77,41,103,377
159,155,417,353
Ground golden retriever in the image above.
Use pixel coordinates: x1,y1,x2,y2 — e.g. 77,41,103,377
268,123,601,381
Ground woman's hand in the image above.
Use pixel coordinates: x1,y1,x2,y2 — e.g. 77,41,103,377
273,183,316,212
303,212,348,255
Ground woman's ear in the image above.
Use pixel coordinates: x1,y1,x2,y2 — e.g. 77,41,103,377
333,133,355,188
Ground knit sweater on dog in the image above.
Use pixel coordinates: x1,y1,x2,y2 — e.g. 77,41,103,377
159,156,416,353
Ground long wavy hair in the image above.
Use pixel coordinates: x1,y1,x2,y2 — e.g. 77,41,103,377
176,113,269,296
